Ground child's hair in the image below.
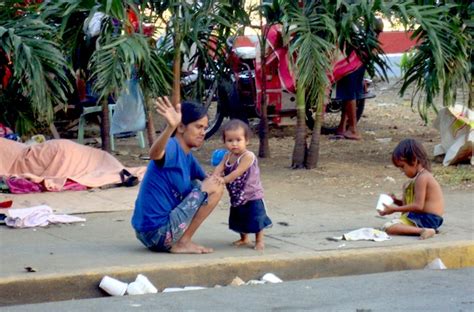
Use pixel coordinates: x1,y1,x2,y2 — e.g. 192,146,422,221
222,119,250,142
392,138,431,171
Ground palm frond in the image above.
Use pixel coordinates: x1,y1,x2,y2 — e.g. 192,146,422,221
283,0,336,108
0,19,71,123
387,1,471,121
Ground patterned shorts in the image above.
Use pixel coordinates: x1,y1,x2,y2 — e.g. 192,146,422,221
135,186,208,252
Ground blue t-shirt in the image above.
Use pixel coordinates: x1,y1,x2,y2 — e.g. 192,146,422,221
131,138,206,232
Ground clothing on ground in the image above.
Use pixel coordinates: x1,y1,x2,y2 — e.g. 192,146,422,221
5,205,86,228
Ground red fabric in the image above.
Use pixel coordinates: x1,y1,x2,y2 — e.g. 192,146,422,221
0,200,13,208
330,51,363,84
379,31,417,53
254,25,296,123
6,177,43,194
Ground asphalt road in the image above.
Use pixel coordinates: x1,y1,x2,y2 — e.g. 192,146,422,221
3,268,473,312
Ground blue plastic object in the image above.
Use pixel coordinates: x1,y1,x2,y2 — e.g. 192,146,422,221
211,149,227,166
4,133,20,141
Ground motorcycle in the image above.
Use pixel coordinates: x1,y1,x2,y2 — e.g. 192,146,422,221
182,33,375,139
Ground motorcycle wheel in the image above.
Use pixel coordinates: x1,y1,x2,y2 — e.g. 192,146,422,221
305,99,365,134
203,79,224,139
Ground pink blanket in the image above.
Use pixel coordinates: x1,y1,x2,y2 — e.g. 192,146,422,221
0,138,146,191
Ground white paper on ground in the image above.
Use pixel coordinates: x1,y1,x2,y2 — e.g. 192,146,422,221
330,228,391,242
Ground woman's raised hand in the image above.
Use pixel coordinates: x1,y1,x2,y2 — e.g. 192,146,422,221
155,96,182,129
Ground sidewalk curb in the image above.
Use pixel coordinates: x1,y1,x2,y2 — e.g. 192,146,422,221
1,240,472,306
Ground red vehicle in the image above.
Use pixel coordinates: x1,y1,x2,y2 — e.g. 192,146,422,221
186,30,374,139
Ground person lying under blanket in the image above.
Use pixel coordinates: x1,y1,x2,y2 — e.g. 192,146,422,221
0,138,146,192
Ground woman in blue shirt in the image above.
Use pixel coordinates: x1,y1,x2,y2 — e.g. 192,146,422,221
132,97,224,254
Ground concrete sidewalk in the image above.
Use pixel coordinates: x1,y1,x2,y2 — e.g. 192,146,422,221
0,188,473,306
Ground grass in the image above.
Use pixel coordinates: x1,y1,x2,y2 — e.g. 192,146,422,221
433,163,473,188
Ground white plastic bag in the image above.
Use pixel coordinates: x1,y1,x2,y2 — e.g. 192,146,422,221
433,105,473,166
111,79,146,135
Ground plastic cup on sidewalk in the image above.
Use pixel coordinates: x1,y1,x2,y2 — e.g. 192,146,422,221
127,281,146,295
99,276,128,296
376,194,394,212
135,274,158,294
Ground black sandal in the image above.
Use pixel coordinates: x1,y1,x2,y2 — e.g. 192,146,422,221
119,169,139,187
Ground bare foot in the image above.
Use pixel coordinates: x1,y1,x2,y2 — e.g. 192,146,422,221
232,239,251,247
343,131,362,140
419,228,436,240
170,241,214,254
254,241,265,251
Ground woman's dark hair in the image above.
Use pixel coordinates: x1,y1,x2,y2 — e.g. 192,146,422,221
181,101,208,125
222,119,250,142
392,138,431,171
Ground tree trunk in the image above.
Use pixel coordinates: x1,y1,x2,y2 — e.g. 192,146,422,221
172,27,181,108
469,76,473,110
258,26,270,158
144,96,156,147
100,97,111,152
291,85,307,168
305,91,324,168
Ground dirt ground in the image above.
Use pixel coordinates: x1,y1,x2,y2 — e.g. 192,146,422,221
108,80,472,198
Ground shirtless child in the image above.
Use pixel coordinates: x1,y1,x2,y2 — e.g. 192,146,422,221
379,139,444,239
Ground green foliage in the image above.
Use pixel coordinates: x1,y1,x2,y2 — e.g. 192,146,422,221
0,5,72,134
148,0,249,102
283,0,336,110
383,1,471,121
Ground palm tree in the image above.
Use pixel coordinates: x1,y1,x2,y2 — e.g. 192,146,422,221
386,0,472,118
284,0,468,169
283,1,384,169
145,0,247,111
283,1,340,169
251,0,284,158
0,1,72,136
42,0,172,150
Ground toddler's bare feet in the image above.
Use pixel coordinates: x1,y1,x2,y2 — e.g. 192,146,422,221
232,239,251,247
419,228,436,240
254,241,264,251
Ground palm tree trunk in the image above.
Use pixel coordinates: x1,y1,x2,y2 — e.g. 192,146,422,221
172,26,181,108
291,85,307,168
258,24,270,158
305,90,324,168
469,76,473,110
144,95,156,147
100,97,111,152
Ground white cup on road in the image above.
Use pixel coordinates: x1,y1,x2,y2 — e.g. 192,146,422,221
99,276,128,296
376,194,394,212
261,273,283,283
135,274,158,294
127,281,146,295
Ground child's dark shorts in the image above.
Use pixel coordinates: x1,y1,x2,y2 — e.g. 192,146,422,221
229,199,272,234
407,212,444,230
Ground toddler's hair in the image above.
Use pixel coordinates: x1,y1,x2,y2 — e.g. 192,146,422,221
222,119,250,142
392,138,431,171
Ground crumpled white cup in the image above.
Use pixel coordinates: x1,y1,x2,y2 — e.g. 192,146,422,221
261,273,283,283
127,274,158,295
99,276,128,296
